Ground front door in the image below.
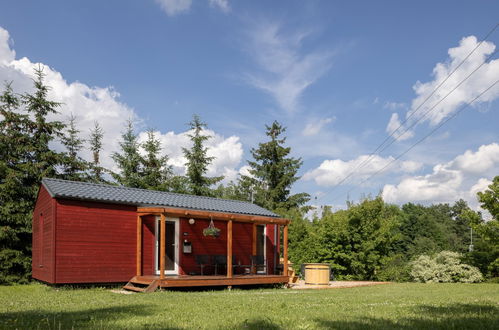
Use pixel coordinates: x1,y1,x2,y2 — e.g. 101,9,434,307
155,217,179,275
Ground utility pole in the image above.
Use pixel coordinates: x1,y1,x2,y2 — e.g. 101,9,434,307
468,227,474,252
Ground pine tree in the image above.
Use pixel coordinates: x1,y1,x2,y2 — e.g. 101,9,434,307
88,121,105,182
22,67,65,180
182,114,223,196
240,121,309,210
60,114,88,181
111,119,144,188
141,129,173,190
0,68,65,283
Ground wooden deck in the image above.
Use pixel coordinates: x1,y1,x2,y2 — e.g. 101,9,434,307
124,274,289,292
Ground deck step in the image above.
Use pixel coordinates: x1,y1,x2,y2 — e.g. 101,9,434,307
122,277,159,293
123,285,146,292
130,278,154,285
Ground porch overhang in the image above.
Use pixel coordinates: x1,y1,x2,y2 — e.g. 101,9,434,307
137,206,290,225
135,206,290,284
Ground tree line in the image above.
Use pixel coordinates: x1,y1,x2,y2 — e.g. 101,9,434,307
1,68,497,284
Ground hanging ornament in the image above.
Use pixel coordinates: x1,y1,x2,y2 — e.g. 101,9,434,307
203,216,221,238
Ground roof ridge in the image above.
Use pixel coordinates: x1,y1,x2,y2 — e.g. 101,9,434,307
41,177,263,208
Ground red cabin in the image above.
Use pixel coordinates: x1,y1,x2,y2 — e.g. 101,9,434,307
32,178,290,292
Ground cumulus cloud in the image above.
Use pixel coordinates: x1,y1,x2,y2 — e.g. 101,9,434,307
386,113,414,140
0,27,137,170
302,117,334,136
382,143,499,209
137,129,243,182
303,154,422,187
0,26,244,182
387,36,499,141
243,21,334,113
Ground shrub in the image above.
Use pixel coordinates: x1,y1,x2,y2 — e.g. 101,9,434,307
410,251,483,283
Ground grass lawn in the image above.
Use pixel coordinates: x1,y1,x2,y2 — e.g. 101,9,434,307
0,283,498,329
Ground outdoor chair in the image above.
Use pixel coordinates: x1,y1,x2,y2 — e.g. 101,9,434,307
195,255,212,275
213,255,238,275
251,255,267,274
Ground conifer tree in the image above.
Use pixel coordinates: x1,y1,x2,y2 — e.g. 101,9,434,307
141,129,173,190
182,114,222,196
111,119,144,188
88,121,105,182
0,68,65,283
60,114,88,181
240,121,309,210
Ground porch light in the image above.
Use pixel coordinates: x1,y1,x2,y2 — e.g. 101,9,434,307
189,218,195,225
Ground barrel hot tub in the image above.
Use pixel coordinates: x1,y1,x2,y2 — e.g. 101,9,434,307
304,263,330,286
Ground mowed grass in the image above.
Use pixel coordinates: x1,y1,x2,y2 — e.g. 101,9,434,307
0,283,498,329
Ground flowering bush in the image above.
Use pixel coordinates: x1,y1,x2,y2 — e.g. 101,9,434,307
411,251,483,283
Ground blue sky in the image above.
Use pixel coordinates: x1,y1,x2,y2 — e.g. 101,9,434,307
1,0,498,211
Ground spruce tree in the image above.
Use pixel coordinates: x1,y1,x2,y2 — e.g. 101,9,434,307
240,121,309,210
111,120,144,188
88,121,105,182
0,68,65,283
60,114,88,181
182,114,223,196
141,129,173,191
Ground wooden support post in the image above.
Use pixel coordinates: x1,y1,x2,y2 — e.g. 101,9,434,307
227,220,233,278
160,213,166,280
252,223,257,274
283,224,289,277
136,215,142,276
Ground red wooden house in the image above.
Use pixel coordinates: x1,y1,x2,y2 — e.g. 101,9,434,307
32,178,290,292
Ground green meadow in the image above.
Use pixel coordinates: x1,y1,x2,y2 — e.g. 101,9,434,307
0,283,498,329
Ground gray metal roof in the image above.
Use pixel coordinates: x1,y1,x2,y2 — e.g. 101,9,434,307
42,178,278,218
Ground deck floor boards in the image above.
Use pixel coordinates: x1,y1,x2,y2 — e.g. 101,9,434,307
132,274,288,288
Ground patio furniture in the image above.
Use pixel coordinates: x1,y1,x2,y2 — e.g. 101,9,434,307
195,255,212,275
251,255,267,274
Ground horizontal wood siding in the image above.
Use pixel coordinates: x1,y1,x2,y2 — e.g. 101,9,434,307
55,199,136,283
141,215,155,276
32,186,55,283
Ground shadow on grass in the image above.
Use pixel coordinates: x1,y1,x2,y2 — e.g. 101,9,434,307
315,303,499,329
0,304,181,329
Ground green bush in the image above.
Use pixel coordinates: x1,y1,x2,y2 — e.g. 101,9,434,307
411,251,483,283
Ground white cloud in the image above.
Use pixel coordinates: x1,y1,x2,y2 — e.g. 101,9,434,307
208,0,230,13
243,21,334,113
0,28,15,64
386,113,414,141
0,27,137,170
382,143,499,209
0,26,244,184
155,0,192,16
137,129,243,183
302,117,334,136
387,36,499,140
452,143,499,174
303,154,422,187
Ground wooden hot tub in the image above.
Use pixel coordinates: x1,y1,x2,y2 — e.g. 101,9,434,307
304,263,330,285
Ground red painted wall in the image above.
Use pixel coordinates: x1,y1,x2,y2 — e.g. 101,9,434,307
55,199,137,283
32,186,56,283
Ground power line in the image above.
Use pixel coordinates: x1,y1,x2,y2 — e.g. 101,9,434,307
330,78,499,203
315,23,499,202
